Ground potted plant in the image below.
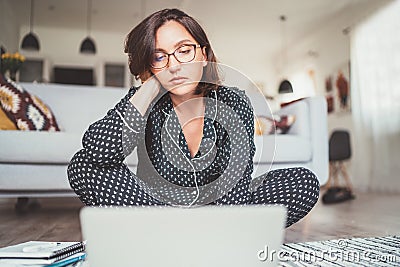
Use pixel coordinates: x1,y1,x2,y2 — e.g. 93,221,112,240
1,52,25,81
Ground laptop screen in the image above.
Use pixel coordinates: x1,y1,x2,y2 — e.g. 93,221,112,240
80,205,286,267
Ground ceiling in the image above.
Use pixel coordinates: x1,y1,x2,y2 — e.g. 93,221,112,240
7,0,391,59
10,0,390,34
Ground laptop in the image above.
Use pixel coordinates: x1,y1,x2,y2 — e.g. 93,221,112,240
80,205,286,267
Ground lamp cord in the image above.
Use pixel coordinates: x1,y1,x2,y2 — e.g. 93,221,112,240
30,0,34,32
87,0,92,36
279,15,287,75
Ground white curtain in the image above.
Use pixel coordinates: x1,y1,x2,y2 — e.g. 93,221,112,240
351,0,400,192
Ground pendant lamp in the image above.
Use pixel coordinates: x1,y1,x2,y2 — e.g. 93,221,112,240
80,0,96,54
278,79,293,94
21,0,40,51
278,15,293,94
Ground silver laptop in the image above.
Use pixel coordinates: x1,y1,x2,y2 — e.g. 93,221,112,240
80,205,286,267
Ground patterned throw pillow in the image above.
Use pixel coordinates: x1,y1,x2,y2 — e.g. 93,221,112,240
254,115,296,135
0,106,17,130
0,74,60,131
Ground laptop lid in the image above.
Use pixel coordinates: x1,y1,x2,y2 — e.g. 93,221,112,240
80,205,286,267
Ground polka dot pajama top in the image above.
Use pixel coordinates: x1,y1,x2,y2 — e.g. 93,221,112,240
68,85,319,227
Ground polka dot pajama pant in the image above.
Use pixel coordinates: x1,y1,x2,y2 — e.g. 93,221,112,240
68,149,319,227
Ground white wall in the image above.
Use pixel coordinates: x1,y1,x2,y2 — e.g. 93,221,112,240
0,1,19,53
284,28,350,98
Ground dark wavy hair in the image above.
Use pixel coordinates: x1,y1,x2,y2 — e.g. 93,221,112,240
124,8,220,94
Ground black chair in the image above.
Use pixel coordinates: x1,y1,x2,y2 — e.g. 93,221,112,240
323,130,355,203
329,130,351,161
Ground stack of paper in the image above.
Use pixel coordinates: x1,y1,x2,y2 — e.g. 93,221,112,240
0,241,86,266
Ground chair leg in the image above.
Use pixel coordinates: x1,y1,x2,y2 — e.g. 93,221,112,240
324,162,335,189
331,162,340,187
339,162,353,192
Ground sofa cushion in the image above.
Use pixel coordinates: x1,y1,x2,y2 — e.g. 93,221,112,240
254,135,312,163
0,131,82,164
0,164,73,191
0,130,140,165
0,76,60,131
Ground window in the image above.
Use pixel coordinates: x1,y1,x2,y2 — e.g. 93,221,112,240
105,63,125,87
53,67,94,86
19,59,44,82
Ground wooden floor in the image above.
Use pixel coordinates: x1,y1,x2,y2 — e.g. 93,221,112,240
0,191,399,248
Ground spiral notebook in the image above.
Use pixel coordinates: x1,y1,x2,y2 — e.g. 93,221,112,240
0,241,85,264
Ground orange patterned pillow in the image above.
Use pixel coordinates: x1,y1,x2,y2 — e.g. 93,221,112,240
0,74,60,131
0,106,17,130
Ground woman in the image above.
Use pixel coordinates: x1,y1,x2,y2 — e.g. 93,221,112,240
68,8,319,227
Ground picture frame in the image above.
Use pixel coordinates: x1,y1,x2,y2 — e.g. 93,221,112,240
325,61,351,114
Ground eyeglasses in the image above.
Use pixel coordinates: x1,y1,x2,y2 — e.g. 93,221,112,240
151,44,202,69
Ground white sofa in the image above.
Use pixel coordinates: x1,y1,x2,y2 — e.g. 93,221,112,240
0,82,328,199
247,92,329,183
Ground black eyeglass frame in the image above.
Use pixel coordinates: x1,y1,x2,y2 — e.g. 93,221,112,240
150,44,203,69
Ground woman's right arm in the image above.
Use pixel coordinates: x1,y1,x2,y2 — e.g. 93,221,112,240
81,79,160,166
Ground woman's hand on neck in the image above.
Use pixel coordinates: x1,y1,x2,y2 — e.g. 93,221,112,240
130,77,161,116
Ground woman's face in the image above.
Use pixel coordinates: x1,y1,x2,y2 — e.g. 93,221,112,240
151,20,207,97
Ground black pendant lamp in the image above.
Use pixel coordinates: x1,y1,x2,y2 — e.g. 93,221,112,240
278,79,293,94
21,0,40,51
278,15,293,94
80,0,96,54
